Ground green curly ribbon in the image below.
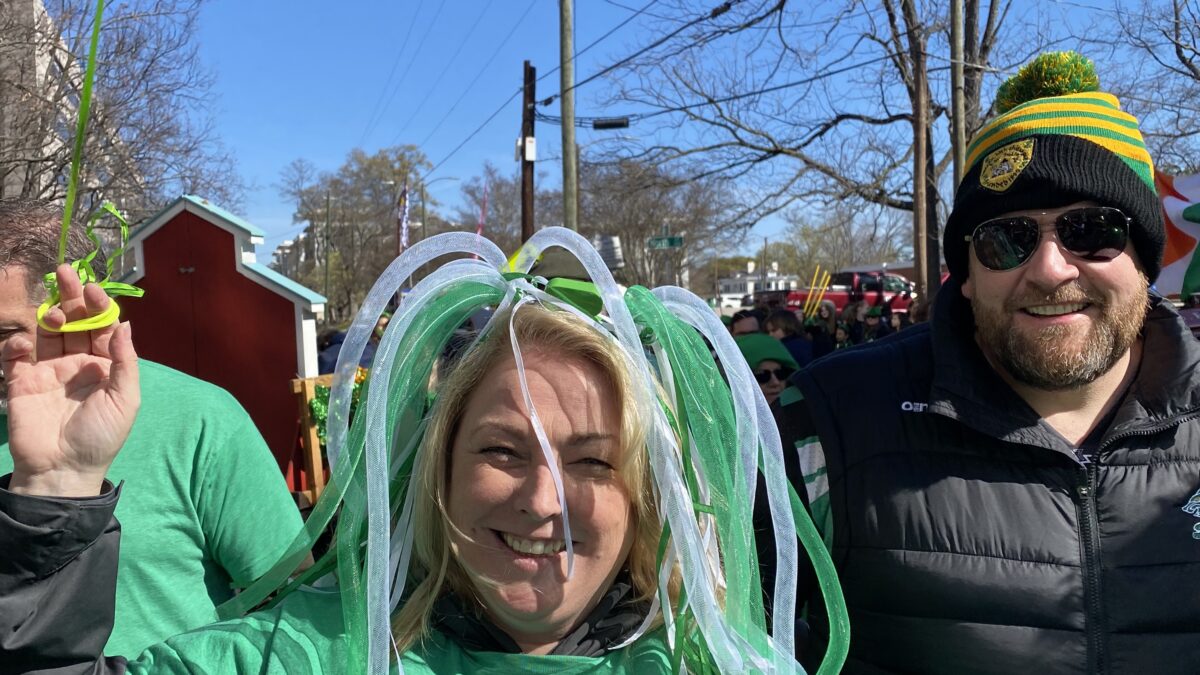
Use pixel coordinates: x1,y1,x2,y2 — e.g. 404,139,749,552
37,202,144,332
41,0,144,333
59,0,105,265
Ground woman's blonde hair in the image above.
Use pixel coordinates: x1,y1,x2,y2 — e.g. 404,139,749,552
391,302,681,652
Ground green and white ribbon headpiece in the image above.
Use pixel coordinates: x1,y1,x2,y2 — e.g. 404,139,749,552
219,228,849,675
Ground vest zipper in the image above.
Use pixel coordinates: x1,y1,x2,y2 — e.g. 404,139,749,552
1070,407,1200,673
1096,409,1200,452
1075,464,1105,674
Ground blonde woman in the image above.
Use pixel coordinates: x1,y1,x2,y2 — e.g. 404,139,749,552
0,229,847,674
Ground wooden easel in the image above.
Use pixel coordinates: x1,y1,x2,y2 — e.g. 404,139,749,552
291,373,333,509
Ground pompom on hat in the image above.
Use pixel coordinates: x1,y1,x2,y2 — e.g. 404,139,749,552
944,51,1164,282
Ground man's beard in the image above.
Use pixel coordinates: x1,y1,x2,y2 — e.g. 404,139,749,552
972,277,1148,391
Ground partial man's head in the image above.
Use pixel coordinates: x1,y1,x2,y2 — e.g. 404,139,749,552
729,310,760,337
943,52,1161,391
764,309,802,340
0,200,105,395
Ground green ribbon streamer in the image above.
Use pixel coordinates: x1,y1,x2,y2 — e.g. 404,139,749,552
59,0,106,266
42,2,145,331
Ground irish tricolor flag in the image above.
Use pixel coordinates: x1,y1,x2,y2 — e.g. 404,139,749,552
1154,171,1200,298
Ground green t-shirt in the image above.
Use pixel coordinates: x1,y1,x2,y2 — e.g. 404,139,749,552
128,585,675,674
0,360,304,657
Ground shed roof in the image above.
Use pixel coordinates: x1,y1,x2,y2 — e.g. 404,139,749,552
134,194,265,242
122,195,325,309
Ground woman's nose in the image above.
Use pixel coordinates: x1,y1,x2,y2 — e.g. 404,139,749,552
515,460,563,520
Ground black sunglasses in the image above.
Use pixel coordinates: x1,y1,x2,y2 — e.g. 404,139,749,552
754,366,794,384
965,206,1130,272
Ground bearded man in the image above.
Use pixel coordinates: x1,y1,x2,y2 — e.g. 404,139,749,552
762,52,1200,674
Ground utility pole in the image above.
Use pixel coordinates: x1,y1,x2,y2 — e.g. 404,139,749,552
760,236,767,293
521,60,536,242
323,191,332,322
908,3,930,301
951,0,967,189
559,0,578,231
420,185,427,247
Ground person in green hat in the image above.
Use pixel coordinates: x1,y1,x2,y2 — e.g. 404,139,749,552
764,51,1200,673
735,333,798,405
860,305,891,342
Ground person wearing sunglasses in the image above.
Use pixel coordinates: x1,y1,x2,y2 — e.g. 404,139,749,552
735,333,797,405
759,52,1200,674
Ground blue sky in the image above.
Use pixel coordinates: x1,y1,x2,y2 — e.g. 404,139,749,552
196,0,671,258
194,0,1121,260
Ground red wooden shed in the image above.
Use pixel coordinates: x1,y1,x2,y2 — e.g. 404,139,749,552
118,195,326,492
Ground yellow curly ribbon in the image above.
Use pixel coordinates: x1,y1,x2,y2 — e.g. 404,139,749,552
38,201,144,333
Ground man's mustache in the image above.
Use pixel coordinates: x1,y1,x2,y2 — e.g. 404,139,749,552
1004,282,1100,312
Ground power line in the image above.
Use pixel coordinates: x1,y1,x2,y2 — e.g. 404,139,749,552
537,52,901,126
419,0,659,180
534,0,662,88
539,0,743,107
361,0,449,145
1046,0,1125,18
416,0,538,149
357,0,428,146
1122,93,1200,116
602,0,673,22
389,0,496,145
423,86,524,180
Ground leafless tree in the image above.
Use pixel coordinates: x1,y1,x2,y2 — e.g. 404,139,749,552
578,158,742,289
454,162,563,256
778,201,912,276
595,0,1057,252
277,146,430,323
1095,0,1200,174
0,0,242,225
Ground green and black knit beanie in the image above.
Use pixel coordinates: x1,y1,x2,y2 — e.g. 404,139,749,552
944,51,1164,282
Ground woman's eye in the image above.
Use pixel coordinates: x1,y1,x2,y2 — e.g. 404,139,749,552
576,457,615,470
480,446,516,457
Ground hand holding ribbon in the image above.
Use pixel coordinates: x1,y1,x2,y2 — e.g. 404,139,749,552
6,264,140,497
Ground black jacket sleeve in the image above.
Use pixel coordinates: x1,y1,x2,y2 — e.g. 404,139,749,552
0,475,129,675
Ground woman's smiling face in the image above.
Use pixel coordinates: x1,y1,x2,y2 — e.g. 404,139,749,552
446,347,634,651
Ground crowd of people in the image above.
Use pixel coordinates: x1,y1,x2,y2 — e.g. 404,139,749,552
2,51,1200,675
727,297,920,403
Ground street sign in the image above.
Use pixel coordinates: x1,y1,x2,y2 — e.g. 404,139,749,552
648,235,684,250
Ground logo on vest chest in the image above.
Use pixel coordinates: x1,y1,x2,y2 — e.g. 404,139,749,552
901,401,928,413
1184,488,1200,540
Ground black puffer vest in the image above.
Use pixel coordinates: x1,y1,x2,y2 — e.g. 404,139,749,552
794,283,1200,674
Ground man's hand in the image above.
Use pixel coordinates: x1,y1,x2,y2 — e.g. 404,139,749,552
3,264,139,497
